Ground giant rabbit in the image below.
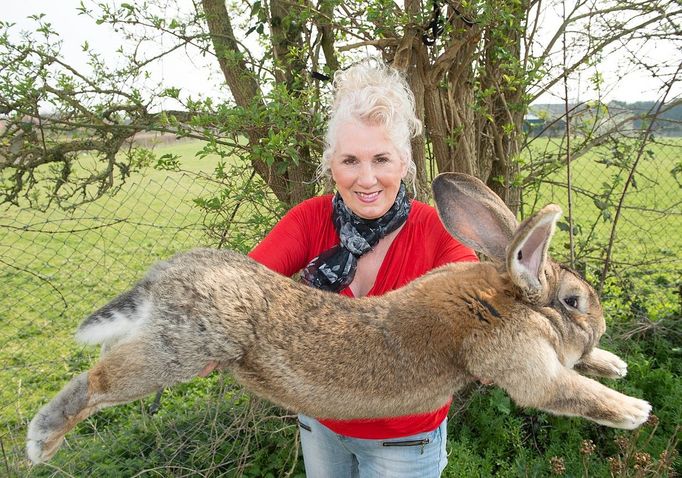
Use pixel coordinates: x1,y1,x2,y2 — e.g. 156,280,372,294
27,173,651,464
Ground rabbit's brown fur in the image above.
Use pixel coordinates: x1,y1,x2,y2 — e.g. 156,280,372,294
26,173,650,464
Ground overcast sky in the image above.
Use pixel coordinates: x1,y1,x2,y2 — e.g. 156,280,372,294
5,0,228,109
5,0,680,106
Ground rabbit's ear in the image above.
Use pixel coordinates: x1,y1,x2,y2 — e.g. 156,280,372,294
506,205,562,296
432,173,518,260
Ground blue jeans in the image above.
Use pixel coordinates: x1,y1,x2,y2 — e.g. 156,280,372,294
297,415,448,478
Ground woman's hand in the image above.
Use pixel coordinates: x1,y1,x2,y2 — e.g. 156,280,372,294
198,361,220,377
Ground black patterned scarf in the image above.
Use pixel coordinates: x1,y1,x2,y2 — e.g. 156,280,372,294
301,183,411,292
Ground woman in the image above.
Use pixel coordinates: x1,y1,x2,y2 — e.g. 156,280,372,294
247,60,478,477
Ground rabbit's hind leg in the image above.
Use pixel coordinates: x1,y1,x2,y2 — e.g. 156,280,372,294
27,338,188,464
27,371,92,464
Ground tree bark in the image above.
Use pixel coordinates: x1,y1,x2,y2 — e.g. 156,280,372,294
393,0,430,199
268,0,318,205
203,0,317,207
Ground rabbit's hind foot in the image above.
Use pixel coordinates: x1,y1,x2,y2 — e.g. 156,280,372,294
26,372,90,464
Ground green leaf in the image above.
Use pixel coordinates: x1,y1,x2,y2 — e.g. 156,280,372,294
490,389,511,415
155,153,181,171
593,199,608,210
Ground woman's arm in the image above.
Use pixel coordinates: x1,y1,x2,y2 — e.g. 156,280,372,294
196,202,321,378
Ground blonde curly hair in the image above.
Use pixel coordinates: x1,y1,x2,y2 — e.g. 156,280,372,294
318,59,422,187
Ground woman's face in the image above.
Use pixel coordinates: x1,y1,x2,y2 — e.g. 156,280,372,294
330,120,407,220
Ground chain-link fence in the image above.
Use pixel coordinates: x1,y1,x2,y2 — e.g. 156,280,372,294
1,135,680,475
1,147,219,474
521,133,681,319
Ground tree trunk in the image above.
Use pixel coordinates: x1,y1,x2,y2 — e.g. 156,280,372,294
422,6,482,182
203,0,316,207
393,0,430,199
478,4,527,215
268,0,318,206
401,0,526,213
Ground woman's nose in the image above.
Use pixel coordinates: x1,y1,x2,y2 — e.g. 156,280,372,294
355,162,377,188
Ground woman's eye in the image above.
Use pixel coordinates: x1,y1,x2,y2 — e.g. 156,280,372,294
563,296,579,309
341,158,357,165
375,156,390,163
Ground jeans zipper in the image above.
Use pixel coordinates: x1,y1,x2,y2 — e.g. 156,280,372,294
298,420,312,432
382,438,430,455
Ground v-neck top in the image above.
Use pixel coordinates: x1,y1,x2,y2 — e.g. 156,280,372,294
248,194,477,439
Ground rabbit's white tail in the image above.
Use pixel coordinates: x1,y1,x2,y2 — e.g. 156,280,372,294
75,287,150,345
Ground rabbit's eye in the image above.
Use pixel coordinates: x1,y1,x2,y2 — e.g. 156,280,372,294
563,296,579,309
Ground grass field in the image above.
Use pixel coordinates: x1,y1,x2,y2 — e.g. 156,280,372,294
523,137,681,260
1,141,222,434
1,138,679,476
522,137,681,322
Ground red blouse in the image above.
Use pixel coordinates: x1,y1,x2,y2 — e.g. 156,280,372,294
249,194,477,439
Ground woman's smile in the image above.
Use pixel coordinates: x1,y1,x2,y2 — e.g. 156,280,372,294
355,190,382,203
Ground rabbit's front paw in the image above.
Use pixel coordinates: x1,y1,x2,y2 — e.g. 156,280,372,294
609,396,651,430
579,348,628,379
604,353,627,379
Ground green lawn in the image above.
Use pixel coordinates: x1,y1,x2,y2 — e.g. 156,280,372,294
1,140,222,437
522,137,681,321
523,137,681,259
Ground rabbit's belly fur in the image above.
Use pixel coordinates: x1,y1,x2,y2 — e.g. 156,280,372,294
79,249,488,418
75,249,603,423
